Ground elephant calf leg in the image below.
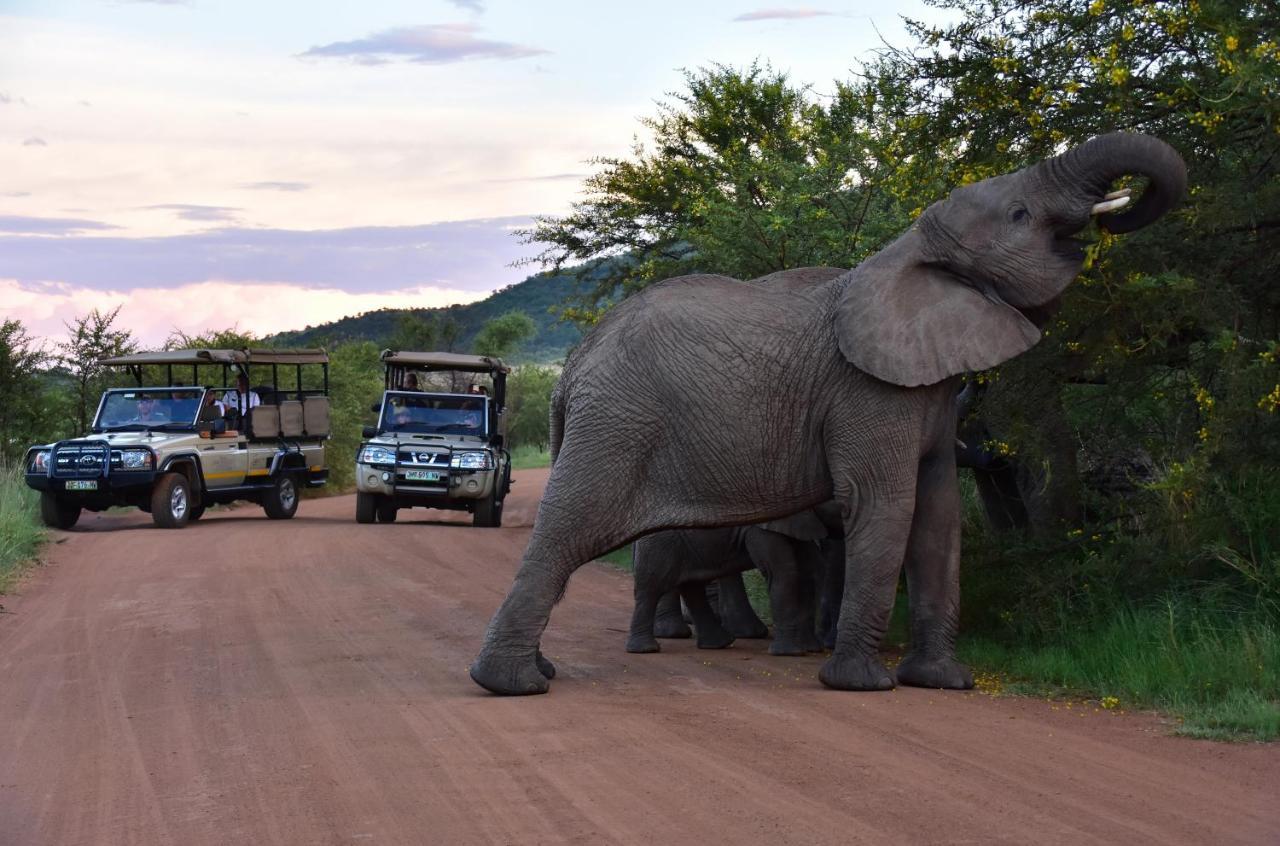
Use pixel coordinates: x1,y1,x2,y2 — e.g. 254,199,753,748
680,583,735,649
714,573,770,639
626,586,663,654
652,590,692,639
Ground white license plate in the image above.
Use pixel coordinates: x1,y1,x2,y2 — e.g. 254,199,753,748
65,480,98,491
404,469,442,482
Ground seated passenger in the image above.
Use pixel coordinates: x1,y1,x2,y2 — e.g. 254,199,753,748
222,374,261,418
134,395,171,424
401,373,422,391
199,390,226,422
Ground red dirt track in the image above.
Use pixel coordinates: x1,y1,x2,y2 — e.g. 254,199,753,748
1,469,1276,845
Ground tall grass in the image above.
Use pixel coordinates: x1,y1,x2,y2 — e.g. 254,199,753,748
0,459,44,592
510,444,552,470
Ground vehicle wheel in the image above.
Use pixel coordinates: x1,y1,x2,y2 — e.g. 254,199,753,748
263,474,299,520
355,491,377,524
473,488,503,528
187,503,206,522
39,491,81,530
151,473,191,529
375,499,397,523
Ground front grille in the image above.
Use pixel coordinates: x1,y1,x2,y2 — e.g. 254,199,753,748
51,442,112,479
395,447,450,488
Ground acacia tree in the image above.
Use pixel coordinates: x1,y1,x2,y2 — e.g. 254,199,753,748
58,307,137,433
472,311,536,361
848,0,1280,529
519,63,905,325
0,320,50,460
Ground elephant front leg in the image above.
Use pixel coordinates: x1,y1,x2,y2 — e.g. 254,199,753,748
819,486,916,691
652,590,692,639
680,583,735,649
895,451,974,690
714,573,769,639
626,585,664,654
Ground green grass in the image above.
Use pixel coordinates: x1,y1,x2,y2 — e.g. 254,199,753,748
959,598,1280,741
0,460,45,593
510,444,552,470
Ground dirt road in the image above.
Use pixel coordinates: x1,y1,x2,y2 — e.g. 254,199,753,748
1,469,1275,845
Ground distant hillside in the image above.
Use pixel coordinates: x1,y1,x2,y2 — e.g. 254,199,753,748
266,270,582,363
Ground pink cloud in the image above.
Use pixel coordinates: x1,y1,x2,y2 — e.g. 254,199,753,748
732,8,835,22
2,278,484,349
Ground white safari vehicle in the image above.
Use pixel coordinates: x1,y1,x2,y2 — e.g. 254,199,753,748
23,348,331,529
355,351,512,527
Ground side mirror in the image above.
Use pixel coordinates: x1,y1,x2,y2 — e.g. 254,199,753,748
211,418,227,435
490,434,504,448
362,425,378,439
370,403,382,413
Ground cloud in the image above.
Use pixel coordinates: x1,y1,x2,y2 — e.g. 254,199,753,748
0,216,535,294
146,204,241,222
487,172,589,184
240,181,310,192
732,8,836,22
0,215,119,235
2,278,485,349
300,24,548,66
4,192,33,198
22,137,48,147
447,0,485,12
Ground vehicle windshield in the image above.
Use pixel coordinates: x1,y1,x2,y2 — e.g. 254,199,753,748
380,391,487,437
93,387,205,431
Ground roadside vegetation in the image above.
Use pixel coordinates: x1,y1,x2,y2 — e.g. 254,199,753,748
0,460,43,592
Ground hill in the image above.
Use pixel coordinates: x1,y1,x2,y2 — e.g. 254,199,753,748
265,270,582,363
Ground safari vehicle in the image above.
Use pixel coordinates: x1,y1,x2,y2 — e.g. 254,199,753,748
355,351,511,527
23,348,331,530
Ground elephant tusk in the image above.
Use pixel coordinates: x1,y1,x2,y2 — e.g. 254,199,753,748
1104,188,1132,200
1092,195,1131,215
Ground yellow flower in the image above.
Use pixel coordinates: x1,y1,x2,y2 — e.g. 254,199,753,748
1101,696,1120,710
1089,0,1105,15
1226,36,1239,52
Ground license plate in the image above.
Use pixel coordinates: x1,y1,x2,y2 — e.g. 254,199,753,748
65,480,98,491
404,470,442,482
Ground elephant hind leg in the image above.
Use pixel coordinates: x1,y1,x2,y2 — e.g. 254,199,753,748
714,573,770,639
471,451,655,695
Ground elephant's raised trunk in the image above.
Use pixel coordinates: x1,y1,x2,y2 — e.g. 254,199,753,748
1048,132,1187,233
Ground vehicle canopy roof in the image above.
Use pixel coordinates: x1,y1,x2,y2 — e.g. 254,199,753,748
99,348,329,366
379,350,509,374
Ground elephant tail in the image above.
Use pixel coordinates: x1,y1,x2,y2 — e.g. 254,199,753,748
548,379,567,465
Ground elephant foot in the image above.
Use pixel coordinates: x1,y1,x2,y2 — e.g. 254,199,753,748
694,627,736,650
470,649,552,695
800,632,825,654
626,634,661,654
535,650,557,680
895,653,974,690
818,652,895,691
768,639,808,657
653,617,692,639
724,619,770,639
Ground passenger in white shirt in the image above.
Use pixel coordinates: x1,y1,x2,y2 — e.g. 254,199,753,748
222,374,261,416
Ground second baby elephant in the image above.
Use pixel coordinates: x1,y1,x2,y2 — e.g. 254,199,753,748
628,509,830,656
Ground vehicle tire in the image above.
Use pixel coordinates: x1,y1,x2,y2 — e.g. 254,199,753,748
39,491,81,530
473,488,503,528
187,503,206,522
355,491,377,524
375,499,398,523
263,474,299,520
151,472,191,529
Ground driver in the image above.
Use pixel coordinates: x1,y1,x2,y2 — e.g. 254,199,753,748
134,395,171,424
222,373,261,418
458,400,483,430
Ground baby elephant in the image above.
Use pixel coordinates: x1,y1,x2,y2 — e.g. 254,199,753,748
628,510,829,656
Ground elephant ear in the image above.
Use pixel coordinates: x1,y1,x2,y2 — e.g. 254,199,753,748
761,510,827,541
836,265,1042,387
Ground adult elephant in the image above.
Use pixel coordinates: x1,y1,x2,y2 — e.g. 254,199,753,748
628,509,830,656
471,132,1185,696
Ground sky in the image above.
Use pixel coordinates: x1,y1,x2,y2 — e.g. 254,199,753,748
1,0,952,347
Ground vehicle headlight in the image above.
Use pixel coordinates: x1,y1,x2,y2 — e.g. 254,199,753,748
451,450,493,470
359,445,396,465
30,450,50,473
120,449,153,470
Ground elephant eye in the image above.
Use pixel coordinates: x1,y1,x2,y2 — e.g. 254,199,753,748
1008,204,1031,224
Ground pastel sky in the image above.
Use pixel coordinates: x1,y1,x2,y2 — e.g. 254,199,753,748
1,0,951,347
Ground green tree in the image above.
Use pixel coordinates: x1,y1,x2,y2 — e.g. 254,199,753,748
472,311,536,360
58,308,137,433
387,313,440,352
519,62,902,325
326,341,384,491
0,320,50,460
505,364,559,450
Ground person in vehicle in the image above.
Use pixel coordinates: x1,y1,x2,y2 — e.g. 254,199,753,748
458,399,484,430
222,373,261,417
199,390,225,421
401,373,422,391
134,394,171,424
